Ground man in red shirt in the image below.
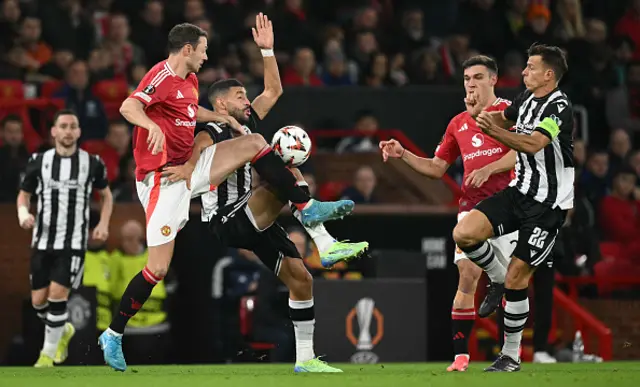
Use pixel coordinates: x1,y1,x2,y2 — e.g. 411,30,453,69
99,21,354,372
379,55,517,372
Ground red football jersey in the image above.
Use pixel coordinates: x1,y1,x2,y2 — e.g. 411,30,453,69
130,61,200,180
435,98,513,212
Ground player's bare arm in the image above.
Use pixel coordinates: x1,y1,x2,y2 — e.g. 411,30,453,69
478,114,551,155
120,98,165,155
163,131,214,188
250,13,283,120
465,150,516,188
379,139,449,178
481,110,514,129
93,187,113,242
16,190,34,229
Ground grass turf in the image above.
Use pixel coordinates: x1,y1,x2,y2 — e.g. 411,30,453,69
1,362,639,387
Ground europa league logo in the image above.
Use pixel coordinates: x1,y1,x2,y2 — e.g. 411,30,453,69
346,297,384,363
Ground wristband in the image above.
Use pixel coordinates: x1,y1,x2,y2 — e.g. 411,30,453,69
18,206,30,224
261,49,274,57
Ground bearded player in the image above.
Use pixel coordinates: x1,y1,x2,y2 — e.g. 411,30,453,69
165,14,367,372
99,22,354,372
379,55,517,372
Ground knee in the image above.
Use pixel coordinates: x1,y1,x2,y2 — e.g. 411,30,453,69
48,283,69,301
290,269,313,293
248,133,268,151
453,222,482,248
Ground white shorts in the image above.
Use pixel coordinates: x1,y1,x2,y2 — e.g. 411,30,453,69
136,145,216,247
454,211,518,268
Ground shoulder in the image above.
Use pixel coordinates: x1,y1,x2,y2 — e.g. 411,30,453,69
142,62,176,88
491,98,512,111
447,111,469,129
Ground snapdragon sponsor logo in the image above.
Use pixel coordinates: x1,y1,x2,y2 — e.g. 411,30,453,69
463,147,503,161
175,119,196,127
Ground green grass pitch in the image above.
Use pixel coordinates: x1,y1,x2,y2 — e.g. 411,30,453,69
1,362,639,387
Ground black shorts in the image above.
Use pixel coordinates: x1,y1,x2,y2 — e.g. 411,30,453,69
475,187,567,267
208,203,301,274
30,249,85,290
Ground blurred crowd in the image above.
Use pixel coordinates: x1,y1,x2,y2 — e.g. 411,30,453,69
3,0,640,274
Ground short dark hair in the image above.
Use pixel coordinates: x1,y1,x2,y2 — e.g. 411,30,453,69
614,164,637,179
462,55,498,74
527,43,568,82
208,78,244,101
167,23,208,54
1,114,23,128
52,109,78,125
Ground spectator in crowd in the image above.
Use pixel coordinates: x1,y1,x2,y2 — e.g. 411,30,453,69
53,60,108,140
606,60,640,135
599,165,640,260
87,48,115,84
38,0,96,61
320,50,355,86
350,30,380,72
578,149,610,210
608,128,632,174
395,8,433,60
611,35,635,85
553,0,587,43
0,0,21,52
502,0,529,51
105,120,131,159
615,0,640,60
517,4,555,53
282,47,323,86
411,48,448,85
496,51,524,88
39,48,74,80
103,13,145,78
17,16,51,69
574,138,587,176
341,165,378,204
336,110,379,153
360,52,389,87
131,0,168,67
111,156,136,202
183,0,206,24
0,115,29,201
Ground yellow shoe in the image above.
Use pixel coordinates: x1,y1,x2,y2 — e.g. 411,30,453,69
34,352,54,368
54,322,76,364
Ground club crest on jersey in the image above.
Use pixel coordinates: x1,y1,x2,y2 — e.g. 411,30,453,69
161,225,171,237
143,85,155,95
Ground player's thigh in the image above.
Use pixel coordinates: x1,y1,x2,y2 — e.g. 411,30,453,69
512,205,566,268
190,144,217,198
254,223,303,278
471,188,520,238
208,134,267,187
30,250,53,292
137,172,191,249
49,250,85,295
247,187,285,230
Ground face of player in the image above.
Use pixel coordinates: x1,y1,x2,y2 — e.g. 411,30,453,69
220,86,251,124
463,65,496,107
522,55,553,92
52,114,81,149
186,36,208,73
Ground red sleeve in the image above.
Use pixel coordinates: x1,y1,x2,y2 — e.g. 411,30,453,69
599,197,638,243
434,118,460,164
130,65,174,107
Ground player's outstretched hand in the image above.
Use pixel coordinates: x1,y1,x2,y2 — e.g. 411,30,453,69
147,123,165,155
19,213,35,229
465,167,492,188
163,163,195,189
219,115,245,136
379,139,404,162
92,222,109,242
252,12,274,49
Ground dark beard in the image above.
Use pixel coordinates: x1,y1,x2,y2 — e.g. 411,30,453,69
230,109,249,125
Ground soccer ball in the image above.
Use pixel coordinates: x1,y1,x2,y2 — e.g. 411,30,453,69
271,126,312,167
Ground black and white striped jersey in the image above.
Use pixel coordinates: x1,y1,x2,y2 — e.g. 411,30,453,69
20,148,109,251
504,88,575,210
198,108,259,221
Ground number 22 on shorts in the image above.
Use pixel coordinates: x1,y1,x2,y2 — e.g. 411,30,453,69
527,227,548,249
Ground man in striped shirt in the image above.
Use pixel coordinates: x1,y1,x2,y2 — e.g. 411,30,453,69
17,109,114,367
454,44,574,372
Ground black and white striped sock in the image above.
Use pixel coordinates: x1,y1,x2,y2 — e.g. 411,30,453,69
460,241,506,283
503,288,529,362
42,299,68,358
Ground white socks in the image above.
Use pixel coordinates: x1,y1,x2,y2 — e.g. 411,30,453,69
289,298,315,363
